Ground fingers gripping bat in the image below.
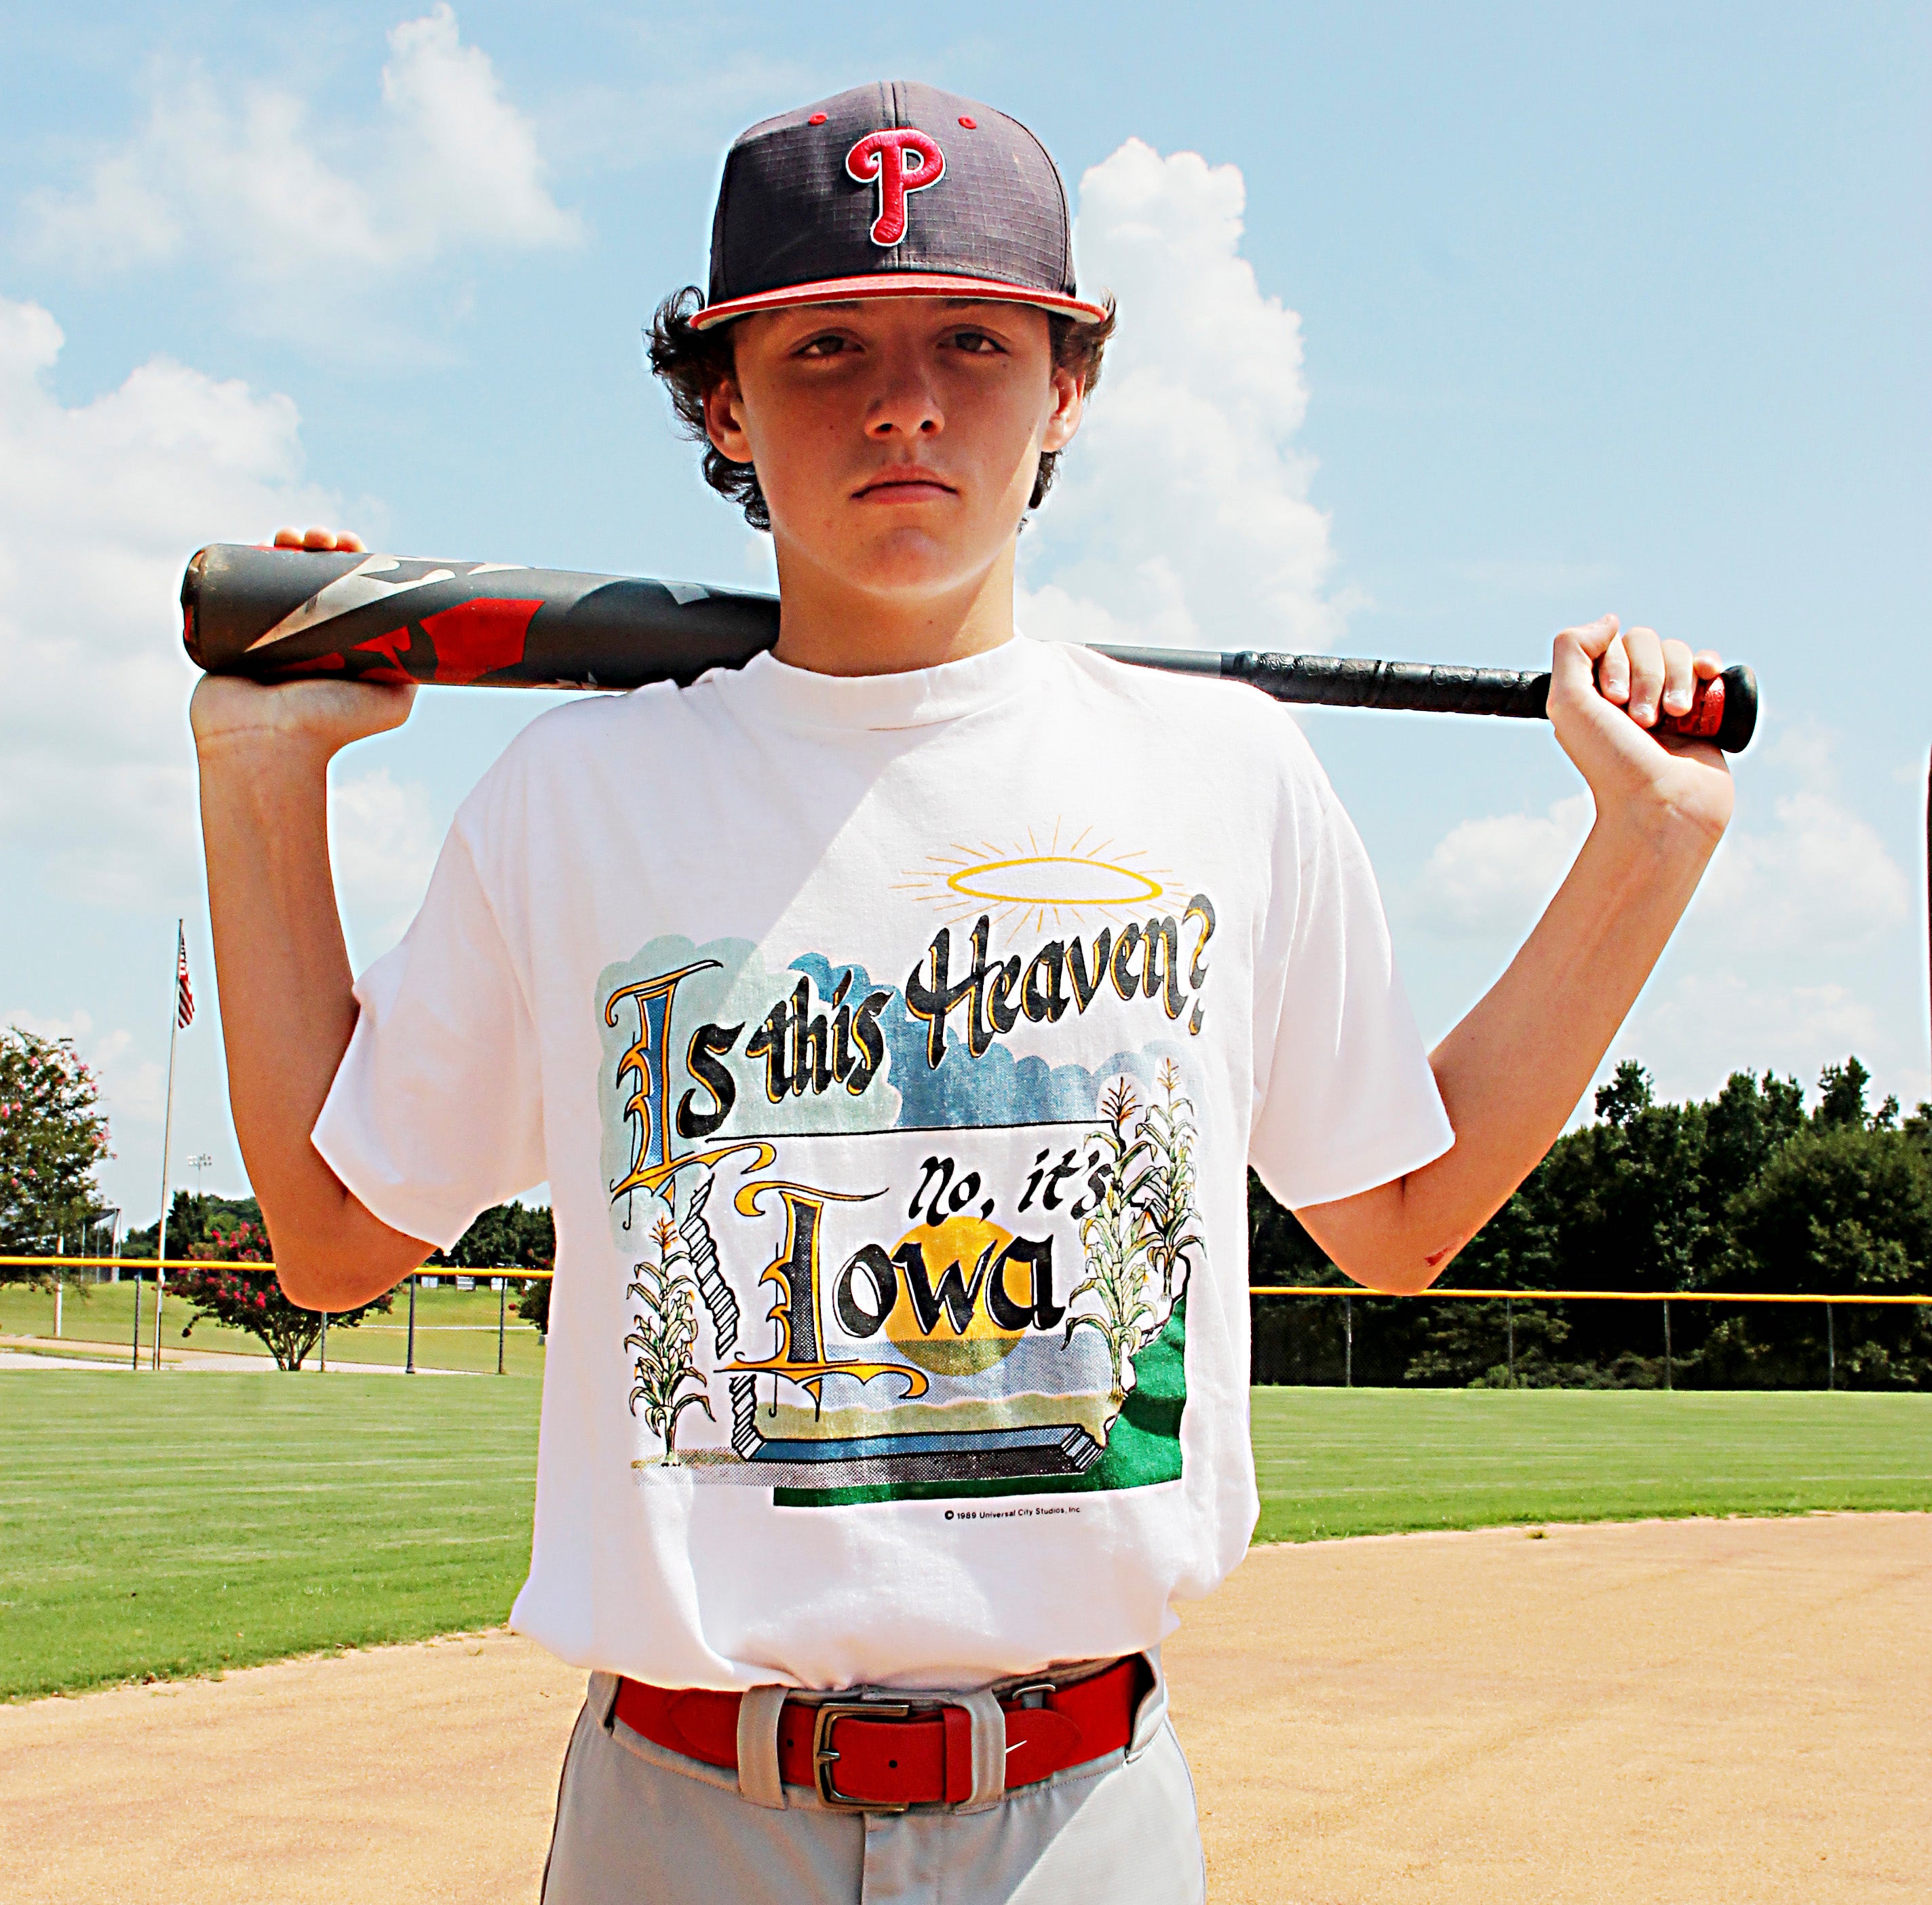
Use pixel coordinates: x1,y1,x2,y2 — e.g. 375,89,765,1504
180,544,1759,752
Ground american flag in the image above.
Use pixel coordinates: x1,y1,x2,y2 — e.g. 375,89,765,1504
175,927,195,1030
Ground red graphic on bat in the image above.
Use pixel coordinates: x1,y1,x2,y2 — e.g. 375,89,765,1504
264,596,541,685
418,598,542,685
351,627,417,682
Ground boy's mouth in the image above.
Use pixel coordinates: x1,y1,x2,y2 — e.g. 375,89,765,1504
854,466,958,503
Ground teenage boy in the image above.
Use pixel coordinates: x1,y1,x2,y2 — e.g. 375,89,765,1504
194,81,1732,1905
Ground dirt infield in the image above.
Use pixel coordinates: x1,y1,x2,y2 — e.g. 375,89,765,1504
4,1514,1925,1903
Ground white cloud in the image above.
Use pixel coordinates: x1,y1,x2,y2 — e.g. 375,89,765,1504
1698,786,1909,948
1018,139,1340,653
1404,720,1923,1116
538,50,820,172
0,295,341,908
329,766,443,964
1623,972,1882,1098
24,6,579,351
1409,728,1910,952
1413,792,1594,938
0,301,446,1204
1450,558,1617,598
2,1007,130,1069
3,1006,160,1139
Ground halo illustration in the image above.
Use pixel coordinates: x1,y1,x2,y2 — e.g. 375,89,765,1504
895,823,1184,934
946,856,1163,907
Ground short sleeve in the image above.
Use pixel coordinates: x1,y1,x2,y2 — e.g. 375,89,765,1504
312,822,546,1250
1249,757,1454,1210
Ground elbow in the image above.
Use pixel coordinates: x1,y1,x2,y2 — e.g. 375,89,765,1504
260,1180,423,1311
271,1230,411,1312
1294,1180,1471,1298
1342,1265,1435,1298
273,1248,336,1312
1338,1235,1465,1298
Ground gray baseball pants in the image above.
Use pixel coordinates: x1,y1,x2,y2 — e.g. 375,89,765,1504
540,1655,1208,1904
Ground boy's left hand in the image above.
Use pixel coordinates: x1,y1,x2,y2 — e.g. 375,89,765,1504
1547,615,1735,845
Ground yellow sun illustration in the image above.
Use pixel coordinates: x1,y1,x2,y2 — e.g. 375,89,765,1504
894,822,1182,936
883,1214,1025,1377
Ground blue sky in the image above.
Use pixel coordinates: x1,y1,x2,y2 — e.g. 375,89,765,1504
1,1,1926,1227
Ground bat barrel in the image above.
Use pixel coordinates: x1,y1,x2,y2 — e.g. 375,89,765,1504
179,545,1756,752
181,543,781,690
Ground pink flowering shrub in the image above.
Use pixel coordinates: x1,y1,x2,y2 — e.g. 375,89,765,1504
174,1216,393,1370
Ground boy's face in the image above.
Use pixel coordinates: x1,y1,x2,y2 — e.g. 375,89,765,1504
703,298,1085,609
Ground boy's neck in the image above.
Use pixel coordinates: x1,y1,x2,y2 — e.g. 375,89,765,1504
769,539,1018,678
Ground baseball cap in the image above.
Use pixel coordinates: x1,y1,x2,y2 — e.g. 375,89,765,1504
691,81,1107,332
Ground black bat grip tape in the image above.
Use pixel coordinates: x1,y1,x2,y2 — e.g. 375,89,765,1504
1229,653,1758,753
1231,653,1551,718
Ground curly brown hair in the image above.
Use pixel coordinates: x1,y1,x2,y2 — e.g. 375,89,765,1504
645,288,1117,531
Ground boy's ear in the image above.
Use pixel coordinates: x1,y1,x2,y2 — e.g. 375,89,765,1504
703,374,754,466
1041,364,1085,455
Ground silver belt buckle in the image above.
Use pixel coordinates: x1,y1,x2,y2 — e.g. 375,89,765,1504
811,1699,912,1812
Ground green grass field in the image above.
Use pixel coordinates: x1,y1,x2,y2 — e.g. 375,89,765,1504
1,1372,540,1701
0,1279,548,1376
1249,1388,1932,1542
2,1377,1926,1700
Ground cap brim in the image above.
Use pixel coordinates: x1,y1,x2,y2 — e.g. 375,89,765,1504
690,273,1108,330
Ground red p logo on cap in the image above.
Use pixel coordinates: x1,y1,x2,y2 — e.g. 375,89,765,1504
845,130,946,246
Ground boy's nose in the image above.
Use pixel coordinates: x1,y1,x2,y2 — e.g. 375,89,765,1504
866,349,944,440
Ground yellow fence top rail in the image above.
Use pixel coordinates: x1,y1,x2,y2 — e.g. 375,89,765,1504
1250,1285,1932,1305
5,1258,1925,1303
0,1255,554,1277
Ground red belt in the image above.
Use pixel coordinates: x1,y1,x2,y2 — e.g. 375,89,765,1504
614,1655,1148,1811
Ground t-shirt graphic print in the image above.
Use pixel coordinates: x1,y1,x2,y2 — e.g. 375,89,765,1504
596,861,1216,1505
314,638,1454,1688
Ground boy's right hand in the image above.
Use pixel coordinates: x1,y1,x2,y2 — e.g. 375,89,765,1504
190,526,416,758
271,525,368,555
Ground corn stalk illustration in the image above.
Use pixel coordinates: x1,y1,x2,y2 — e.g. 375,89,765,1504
626,1217,713,1464
1064,1079,1157,1404
1139,1058,1203,1303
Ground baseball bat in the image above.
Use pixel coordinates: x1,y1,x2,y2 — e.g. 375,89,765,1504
180,544,1758,752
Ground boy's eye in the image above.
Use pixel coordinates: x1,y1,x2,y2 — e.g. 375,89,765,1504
796,334,852,358
950,329,1003,355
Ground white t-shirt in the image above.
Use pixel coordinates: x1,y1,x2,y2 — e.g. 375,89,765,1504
315,636,1452,1691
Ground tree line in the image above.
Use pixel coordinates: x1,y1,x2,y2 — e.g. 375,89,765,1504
117,1189,554,1367
1251,1058,1932,1390
0,1028,111,1258
9,1020,1929,1385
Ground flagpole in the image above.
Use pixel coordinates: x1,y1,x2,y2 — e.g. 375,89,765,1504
153,919,184,1372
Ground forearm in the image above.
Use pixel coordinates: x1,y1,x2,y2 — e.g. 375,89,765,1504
197,733,427,1307
1420,796,1718,1248
1302,794,1722,1293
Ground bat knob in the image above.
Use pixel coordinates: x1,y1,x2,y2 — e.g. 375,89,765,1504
1659,663,1758,754
1714,663,1758,754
